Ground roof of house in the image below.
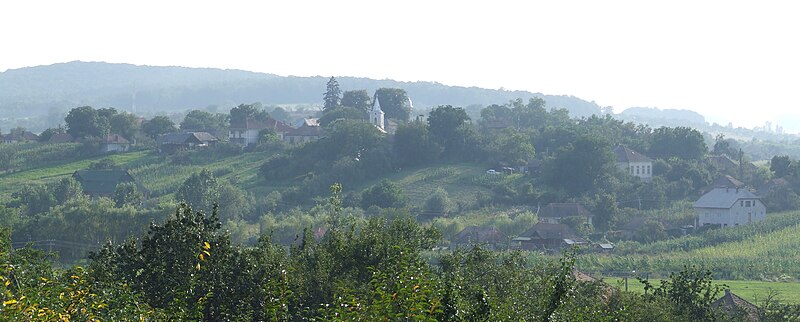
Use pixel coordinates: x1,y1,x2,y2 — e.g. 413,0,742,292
72,169,135,195
519,222,585,242
614,145,653,163
694,187,761,209
706,155,739,170
157,132,218,145
452,226,507,244
2,131,39,142
712,175,745,188
286,120,324,137
538,203,593,218
47,133,74,144
103,134,130,144
711,290,760,321
230,118,294,132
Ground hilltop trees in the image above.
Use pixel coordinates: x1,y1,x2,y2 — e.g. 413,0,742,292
428,105,474,159
323,76,342,111
180,110,228,132
65,106,109,138
229,103,269,124
545,135,616,196
375,88,411,121
142,116,177,139
341,89,372,112
649,126,707,160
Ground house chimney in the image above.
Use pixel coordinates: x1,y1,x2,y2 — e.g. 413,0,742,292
736,187,739,193
726,187,729,193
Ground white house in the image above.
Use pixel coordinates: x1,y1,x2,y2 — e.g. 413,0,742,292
614,144,653,182
284,118,324,145
694,187,766,227
229,118,294,146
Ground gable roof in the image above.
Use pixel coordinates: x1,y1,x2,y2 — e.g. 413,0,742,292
72,169,135,195
103,134,130,144
519,223,585,242
286,120,324,137
2,131,39,142
538,203,593,218
614,144,653,163
711,290,760,321
711,175,745,188
157,132,218,145
694,188,761,209
452,226,507,244
230,118,294,132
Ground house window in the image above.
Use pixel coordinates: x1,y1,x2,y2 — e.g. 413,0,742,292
646,165,651,175
636,166,640,175
630,166,634,174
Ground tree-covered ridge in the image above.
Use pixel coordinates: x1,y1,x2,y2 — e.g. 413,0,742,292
0,61,600,123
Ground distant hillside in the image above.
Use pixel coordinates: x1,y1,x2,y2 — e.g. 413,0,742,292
0,61,601,120
617,107,707,128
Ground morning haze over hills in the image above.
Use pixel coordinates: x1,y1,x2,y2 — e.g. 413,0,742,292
1,61,713,131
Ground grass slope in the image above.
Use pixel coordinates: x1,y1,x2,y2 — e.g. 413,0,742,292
606,277,800,304
579,211,800,280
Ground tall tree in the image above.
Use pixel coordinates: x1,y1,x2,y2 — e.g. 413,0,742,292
229,103,269,125
648,126,707,160
393,121,442,167
180,110,228,132
142,116,177,139
545,135,616,196
375,88,411,122
175,169,221,214
770,155,793,178
65,106,109,138
340,89,372,113
323,77,342,111
428,105,472,158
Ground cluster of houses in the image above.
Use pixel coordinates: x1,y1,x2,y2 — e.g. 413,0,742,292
451,145,771,253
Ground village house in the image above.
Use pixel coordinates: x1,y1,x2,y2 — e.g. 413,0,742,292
513,222,586,251
284,118,324,145
156,132,218,153
100,134,131,153
1,130,39,144
72,169,140,198
229,118,294,147
537,202,594,226
613,144,653,182
711,290,760,321
451,226,507,250
694,187,766,227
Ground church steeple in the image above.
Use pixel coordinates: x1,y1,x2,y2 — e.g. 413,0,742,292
370,93,385,131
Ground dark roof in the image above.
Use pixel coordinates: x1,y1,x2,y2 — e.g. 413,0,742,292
286,122,324,137
47,133,74,143
694,188,761,209
711,175,745,189
614,145,653,163
157,132,218,145
103,134,130,144
706,155,739,169
452,226,507,244
519,223,585,242
538,203,593,218
72,169,135,195
2,131,39,142
711,290,760,321
230,118,294,132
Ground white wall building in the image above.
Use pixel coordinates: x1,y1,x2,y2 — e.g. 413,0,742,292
614,144,653,182
694,187,766,227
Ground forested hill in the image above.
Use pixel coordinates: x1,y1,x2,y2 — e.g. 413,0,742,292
0,61,601,118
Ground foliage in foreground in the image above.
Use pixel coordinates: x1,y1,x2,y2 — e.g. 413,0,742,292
2,196,800,320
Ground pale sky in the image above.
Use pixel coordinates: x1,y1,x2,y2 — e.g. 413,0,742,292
2,0,799,129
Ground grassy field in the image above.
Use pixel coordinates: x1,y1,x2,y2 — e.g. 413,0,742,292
578,211,800,280
605,277,800,304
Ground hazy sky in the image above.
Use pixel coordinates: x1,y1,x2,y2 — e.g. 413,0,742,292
2,1,799,129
